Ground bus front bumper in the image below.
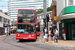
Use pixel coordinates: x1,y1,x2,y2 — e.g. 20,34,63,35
16,37,36,40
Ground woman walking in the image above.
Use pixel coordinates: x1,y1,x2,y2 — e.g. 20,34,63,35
54,28,58,43
50,28,54,41
48,28,51,41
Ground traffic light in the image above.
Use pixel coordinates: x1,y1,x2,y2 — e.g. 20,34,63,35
43,18,46,22
46,14,49,22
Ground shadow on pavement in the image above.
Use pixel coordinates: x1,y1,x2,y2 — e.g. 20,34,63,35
18,40,36,42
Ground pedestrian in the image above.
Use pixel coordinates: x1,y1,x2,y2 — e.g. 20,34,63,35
44,27,48,42
43,27,45,35
9,29,11,36
54,28,58,43
6,27,8,36
43,27,45,42
50,28,54,41
62,27,66,40
53,30,55,41
7,27,10,36
48,28,51,41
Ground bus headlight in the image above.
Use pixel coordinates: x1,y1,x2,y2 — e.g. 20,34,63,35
18,34,20,36
32,35,34,36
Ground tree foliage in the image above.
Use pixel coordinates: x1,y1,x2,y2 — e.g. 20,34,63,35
37,9,43,14
47,4,52,11
37,4,52,14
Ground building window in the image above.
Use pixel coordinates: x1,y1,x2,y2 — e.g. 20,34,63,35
68,0,73,5
3,18,7,23
0,16,2,22
8,20,10,23
65,0,67,7
3,18,4,22
6,19,7,23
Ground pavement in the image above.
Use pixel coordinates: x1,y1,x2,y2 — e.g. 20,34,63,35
38,33,75,47
1,35,68,50
0,34,15,38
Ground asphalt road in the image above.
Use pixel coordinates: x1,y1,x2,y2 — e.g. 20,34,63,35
0,35,73,50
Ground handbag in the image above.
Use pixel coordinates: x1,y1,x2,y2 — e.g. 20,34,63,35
55,36,57,39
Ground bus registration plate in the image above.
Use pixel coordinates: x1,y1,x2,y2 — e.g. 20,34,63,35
23,38,28,39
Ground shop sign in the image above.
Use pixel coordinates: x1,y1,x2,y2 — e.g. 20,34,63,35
3,24,7,27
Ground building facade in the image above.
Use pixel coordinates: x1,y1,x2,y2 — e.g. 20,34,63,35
37,11,52,27
8,0,49,22
0,12,10,35
57,0,75,40
52,0,57,29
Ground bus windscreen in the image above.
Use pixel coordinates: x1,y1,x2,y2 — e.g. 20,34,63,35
17,24,36,34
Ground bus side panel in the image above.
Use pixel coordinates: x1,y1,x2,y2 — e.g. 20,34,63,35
16,33,36,40
37,32,40,35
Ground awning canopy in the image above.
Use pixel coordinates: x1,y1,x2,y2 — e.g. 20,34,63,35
56,13,75,22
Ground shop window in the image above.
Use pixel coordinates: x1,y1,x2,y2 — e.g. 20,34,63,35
72,21,75,24
68,0,73,5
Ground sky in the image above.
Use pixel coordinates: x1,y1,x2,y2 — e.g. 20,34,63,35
0,0,52,12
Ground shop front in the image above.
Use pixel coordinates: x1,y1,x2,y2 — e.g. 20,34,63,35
59,19,75,40
56,6,75,40
3,24,8,34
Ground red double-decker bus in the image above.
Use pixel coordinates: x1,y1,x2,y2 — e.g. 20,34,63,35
16,9,37,41
36,21,40,36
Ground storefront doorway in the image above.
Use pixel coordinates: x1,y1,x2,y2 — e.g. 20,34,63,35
72,24,75,40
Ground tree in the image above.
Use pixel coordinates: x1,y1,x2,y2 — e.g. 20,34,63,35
37,4,52,14
37,9,43,14
47,4,52,11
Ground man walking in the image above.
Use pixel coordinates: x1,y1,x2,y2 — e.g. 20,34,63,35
62,27,66,40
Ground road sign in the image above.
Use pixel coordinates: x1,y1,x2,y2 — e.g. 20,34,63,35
54,16,58,20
